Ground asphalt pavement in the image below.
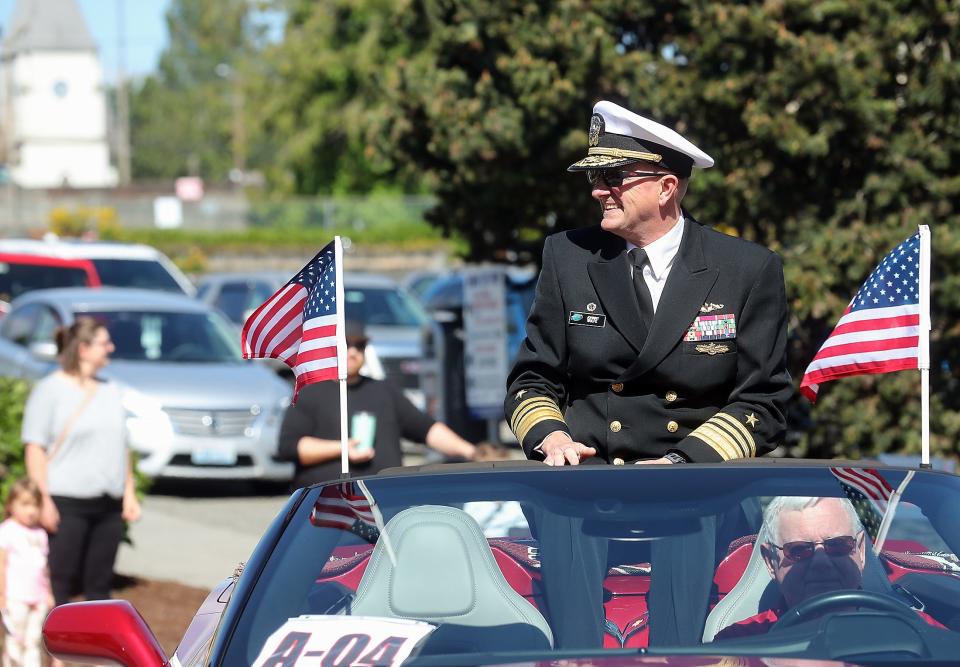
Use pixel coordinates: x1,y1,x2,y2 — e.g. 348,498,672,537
115,482,291,590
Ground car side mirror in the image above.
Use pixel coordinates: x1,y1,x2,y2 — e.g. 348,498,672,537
28,341,58,360
43,600,167,667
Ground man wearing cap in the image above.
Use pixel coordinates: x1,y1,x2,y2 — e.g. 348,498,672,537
278,321,477,488
505,100,792,466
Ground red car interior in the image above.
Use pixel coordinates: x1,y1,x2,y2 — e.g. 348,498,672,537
316,533,956,650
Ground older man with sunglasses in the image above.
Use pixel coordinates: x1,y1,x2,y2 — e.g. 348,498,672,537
715,496,942,639
505,100,792,465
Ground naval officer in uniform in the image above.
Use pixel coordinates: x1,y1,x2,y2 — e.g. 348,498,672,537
505,100,793,466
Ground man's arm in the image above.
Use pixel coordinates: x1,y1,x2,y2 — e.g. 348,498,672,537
424,422,476,460
674,251,793,462
504,236,595,464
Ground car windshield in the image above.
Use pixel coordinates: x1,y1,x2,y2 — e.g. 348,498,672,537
345,286,428,327
85,310,241,363
0,262,88,300
222,465,960,665
90,259,185,293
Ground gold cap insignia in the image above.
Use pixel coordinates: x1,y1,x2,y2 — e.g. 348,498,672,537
588,113,603,148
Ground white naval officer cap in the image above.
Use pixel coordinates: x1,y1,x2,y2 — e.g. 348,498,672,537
568,100,714,178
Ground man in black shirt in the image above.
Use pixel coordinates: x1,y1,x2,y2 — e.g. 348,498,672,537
277,321,477,488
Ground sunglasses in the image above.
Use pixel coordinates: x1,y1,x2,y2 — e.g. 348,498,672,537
586,169,667,188
771,534,860,563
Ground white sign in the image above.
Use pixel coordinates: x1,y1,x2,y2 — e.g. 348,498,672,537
253,616,435,667
153,196,183,229
463,267,509,419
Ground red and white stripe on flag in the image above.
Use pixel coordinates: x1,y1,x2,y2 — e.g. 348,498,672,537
830,467,894,505
240,238,346,401
310,483,376,531
800,233,922,402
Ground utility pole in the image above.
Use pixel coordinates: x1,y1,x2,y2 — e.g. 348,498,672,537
115,0,132,185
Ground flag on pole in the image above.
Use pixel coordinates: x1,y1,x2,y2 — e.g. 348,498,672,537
241,238,346,400
830,467,894,541
309,482,380,543
800,233,923,402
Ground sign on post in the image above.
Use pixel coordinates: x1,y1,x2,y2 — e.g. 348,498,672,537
463,267,508,421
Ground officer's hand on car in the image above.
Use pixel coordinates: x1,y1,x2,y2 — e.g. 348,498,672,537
540,431,597,466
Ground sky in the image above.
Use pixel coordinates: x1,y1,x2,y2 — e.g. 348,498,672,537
0,0,171,82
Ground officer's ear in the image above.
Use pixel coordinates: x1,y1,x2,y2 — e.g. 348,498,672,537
658,174,682,206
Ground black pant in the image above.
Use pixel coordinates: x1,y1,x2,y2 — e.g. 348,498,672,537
49,495,124,606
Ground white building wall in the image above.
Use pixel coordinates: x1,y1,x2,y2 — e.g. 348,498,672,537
3,52,117,188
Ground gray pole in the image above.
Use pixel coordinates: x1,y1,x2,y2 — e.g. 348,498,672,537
116,0,131,185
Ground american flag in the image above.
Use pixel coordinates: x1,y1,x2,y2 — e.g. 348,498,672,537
309,482,380,543
800,233,922,402
830,467,894,541
241,238,346,400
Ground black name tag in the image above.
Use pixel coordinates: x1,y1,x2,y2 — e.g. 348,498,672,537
568,311,606,327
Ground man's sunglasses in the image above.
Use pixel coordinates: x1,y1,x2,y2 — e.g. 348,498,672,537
771,534,859,563
586,169,667,188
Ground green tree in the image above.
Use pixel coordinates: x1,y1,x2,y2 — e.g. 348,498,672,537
251,0,959,457
248,0,423,195
369,0,960,458
130,0,269,181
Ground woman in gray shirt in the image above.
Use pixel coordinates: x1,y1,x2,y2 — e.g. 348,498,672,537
22,317,141,606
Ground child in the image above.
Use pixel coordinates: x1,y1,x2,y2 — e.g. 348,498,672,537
0,478,54,667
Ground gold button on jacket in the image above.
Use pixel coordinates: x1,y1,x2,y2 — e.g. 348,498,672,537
611,383,624,393
610,420,622,432
667,420,679,433
665,390,678,403
613,457,625,466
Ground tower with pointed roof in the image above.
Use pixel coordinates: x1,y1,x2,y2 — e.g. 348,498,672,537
0,0,117,188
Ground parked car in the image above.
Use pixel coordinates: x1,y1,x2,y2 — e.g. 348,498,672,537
43,460,960,666
419,268,537,441
0,287,292,481
198,271,430,406
0,237,195,295
0,252,100,314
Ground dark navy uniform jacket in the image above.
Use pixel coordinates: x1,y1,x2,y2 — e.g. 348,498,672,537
504,217,793,463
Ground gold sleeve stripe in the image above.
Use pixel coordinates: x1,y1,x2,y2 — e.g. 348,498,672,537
699,422,745,460
713,413,756,457
688,423,740,461
707,418,750,458
515,408,565,444
509,397,558,432
509,396,565,445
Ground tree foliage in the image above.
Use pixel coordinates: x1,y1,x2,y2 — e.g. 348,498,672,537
207,0,960,459
130,0,269,181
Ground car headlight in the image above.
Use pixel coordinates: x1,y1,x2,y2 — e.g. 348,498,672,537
123,390,174,451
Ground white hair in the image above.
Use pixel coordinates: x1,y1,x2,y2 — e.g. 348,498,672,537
763,496,862,545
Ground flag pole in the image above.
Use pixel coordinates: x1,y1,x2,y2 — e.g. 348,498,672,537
332,236,350,476
918,225,931,468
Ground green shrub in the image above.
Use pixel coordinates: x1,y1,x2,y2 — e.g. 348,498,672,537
0,377,30,513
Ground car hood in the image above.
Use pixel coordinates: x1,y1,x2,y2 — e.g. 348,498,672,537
104,360,290,409
486,657,852,666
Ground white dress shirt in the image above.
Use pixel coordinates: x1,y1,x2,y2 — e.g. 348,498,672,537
626,214,684,313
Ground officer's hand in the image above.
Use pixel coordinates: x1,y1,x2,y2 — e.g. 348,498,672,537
540,431,597,466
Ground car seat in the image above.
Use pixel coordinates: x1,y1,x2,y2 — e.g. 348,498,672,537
702,525,895,642
351,505,554,651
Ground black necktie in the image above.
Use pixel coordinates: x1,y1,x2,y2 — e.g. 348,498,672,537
630,248,655,334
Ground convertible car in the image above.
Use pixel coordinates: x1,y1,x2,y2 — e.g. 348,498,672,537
43,460,960,665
